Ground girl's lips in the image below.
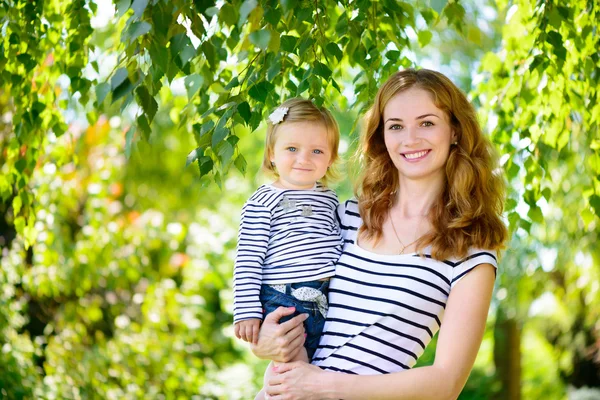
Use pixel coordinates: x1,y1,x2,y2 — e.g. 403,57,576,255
401,150,431,161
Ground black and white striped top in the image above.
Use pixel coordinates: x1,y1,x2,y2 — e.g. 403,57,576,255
312,199,498,374
233,184,342,323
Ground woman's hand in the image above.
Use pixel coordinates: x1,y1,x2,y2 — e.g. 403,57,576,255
250,306,308,363
265,362,330,399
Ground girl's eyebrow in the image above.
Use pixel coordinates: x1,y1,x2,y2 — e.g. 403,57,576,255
384,113,441,124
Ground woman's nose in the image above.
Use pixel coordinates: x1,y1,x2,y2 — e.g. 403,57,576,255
403,127,420,144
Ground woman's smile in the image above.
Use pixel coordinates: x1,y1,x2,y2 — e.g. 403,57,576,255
402,149,431,161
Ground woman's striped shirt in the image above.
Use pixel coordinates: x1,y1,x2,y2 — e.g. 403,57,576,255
233,184,342,323
311,199,498,374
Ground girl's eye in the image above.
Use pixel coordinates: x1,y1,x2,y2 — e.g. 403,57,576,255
389,124,403,130
287,147,297,152
421,121,434,127
313,149,324,154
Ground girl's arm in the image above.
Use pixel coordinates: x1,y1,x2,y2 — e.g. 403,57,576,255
266,263,496,400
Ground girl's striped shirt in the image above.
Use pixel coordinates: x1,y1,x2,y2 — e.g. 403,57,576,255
233,184,342,323
312,199,498,374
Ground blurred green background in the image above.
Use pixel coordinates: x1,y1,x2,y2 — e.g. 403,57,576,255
1,0,599,399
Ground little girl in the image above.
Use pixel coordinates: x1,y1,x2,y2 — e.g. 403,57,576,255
233,98,343,363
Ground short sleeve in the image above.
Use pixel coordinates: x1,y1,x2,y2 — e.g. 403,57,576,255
450,249,498,289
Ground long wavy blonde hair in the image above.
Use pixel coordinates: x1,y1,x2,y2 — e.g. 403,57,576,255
356,68,508,260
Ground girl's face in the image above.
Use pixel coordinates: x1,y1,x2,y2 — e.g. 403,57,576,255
270,121,333,190
383,87,456,184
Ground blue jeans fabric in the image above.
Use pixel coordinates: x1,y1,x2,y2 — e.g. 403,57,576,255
259,280,329,360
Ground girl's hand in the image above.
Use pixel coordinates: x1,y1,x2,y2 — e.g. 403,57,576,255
265,362,328,399
234,319,261,344
250,306,308,363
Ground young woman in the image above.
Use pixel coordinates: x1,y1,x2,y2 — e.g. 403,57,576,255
252,68,508,399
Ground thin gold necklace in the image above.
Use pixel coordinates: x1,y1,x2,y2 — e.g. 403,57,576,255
389,214,421,254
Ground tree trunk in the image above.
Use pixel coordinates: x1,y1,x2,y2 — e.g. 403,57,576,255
493,309,521,400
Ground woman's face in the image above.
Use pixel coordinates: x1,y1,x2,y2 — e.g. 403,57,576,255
382,87,456,183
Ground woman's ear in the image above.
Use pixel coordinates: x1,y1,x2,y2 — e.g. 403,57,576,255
451,130,458,144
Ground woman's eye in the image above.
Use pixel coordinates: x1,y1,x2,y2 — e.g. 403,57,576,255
287,147,297,152
389,124,403,130
313,149,324,154
421,121,434,127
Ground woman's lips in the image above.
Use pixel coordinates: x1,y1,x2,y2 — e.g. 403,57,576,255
402,150,430,160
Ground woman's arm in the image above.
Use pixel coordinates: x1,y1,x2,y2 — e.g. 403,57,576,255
266,263,496,400
251,306,309,363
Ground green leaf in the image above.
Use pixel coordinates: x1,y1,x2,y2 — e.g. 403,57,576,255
527,206,543,224
417,30,432,47
590,194,600,217
111,69,133,103
298,37,314,55
313,62,332,80
264,7,282,26
225,77,239,90
430,0,448,14
125,126,135,159
238,0,258,28
248,80,274,103
137,114,151,141
14,216,25,237
250,30,271,50
12,195,22,215
201,41,217,68
184,74,204,100
505,198,517,212
325,42,343,62
267,59,281,81
116,0,131,18
186,147,204,167
234,154,247,175
149,42,169,73
546,30,563,49
335,12,348,36
198,156,214,177
212,126,228,148
96,82,110,105
385,50,400,61
131,0,148,19
281,35,299,53
135,85,158,123
237,102,251,124
111,68,129,90
216,140,234,165
220,3,238,26
122,21,152,43
529,55,545,72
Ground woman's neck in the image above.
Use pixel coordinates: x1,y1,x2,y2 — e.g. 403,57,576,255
394,175,444,217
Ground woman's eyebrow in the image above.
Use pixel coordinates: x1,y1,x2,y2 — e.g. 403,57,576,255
384,113,440,124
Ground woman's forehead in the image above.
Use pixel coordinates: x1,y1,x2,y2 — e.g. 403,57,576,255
383,88,444,119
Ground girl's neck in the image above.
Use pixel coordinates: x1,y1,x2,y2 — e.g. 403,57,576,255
393,176,444,218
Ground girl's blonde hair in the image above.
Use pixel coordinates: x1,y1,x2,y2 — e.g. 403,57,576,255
262,98,340,185
356,68,508,260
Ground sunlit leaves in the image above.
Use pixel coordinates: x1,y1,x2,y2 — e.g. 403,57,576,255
122,21,152,43
249,30,271,50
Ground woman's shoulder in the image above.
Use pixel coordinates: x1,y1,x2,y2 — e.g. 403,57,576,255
447,247,499,289
336,199,361,230
454,248,499,266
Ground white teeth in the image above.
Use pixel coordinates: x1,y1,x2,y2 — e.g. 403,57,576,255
404,150,428,160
